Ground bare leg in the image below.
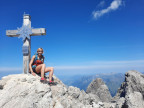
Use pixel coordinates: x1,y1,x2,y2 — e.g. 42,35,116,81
41,64,46,78
35,64,46,78
44,67,54,81
35,65,54,81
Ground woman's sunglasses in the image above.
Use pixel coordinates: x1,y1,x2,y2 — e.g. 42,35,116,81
37,51,43,52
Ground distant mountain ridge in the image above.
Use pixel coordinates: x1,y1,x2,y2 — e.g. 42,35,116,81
58,72,125,97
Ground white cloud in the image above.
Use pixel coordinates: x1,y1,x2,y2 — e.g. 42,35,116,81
97,1,105,8
0,67,22,72
54,60,144,70
1,60,144,75
90,60,144,64
92,0,123,20
1,60,144,73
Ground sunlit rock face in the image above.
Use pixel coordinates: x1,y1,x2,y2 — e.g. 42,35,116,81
0,74,99,108
86,78,112,102
0,70,144,108
114,70,144,108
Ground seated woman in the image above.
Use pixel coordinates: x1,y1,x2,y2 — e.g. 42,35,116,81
29,48,54,84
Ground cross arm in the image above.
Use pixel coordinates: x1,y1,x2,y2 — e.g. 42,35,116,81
6,30,19,37
6,28,46,37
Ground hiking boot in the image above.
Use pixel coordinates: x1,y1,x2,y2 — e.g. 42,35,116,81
40,78,48,84
48,81,57,85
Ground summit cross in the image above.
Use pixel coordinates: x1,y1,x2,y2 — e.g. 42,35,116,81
6,14,46,74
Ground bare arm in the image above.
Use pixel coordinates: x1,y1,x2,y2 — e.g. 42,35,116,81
29,55,36,75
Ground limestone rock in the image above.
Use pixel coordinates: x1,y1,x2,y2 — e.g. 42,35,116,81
115,70,144,108
0,74,105,108
86,78,112,102
1,70,144,108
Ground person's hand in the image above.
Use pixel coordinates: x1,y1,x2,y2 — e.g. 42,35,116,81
32,72,36,76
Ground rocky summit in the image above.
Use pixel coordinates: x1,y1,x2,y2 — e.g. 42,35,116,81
114,70,144,108
86,78,112,102
0,70,144,108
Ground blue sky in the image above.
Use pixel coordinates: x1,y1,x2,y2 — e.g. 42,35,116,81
0,0,144,76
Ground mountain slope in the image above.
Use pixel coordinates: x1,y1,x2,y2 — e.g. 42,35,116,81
0,74,110,108
0,70,144,108
59,73,125,97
